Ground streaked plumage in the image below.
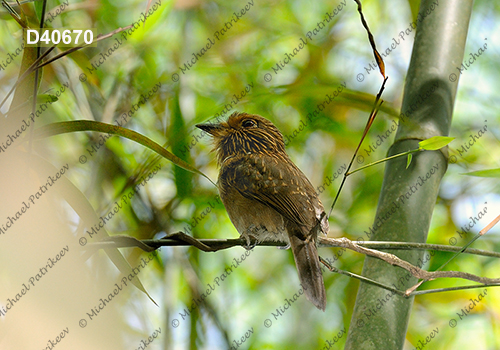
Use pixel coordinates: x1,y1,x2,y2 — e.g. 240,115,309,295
196,112,328,310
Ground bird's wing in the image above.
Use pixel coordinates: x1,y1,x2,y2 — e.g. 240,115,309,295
220,153,324,233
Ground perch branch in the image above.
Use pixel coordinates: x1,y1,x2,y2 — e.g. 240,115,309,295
83,233,500,296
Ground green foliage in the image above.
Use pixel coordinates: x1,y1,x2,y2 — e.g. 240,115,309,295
463,168,500,178
419,136,455,151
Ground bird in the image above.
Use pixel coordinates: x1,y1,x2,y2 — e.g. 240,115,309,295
196,111,328,310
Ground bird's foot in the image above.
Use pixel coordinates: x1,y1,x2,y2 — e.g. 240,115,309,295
277,243,290,250
241,231,258,250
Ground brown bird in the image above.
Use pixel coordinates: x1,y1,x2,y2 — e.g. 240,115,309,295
196,112,328,310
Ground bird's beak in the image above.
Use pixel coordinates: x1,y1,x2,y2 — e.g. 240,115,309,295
195,122,222,135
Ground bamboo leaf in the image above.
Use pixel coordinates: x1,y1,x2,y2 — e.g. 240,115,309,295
462,168,500,178
418,136,454,151
33,120,215,185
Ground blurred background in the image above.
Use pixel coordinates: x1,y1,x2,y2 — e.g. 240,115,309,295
0,0,499,349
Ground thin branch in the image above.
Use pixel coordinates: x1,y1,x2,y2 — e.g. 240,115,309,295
346,148,421,176
0,25,133,114
320,257,500,297
83,233,500,294
84,235,500,259
29,0,48,154
83,234,500,297
410,284,497,296
320,237,500,294
0,46,55,113
340,241,500,259
320,256,406,296
406,213,500,293
327,78,388,218
35,25,134,70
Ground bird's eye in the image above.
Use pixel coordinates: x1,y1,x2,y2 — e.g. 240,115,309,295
242,119,257,128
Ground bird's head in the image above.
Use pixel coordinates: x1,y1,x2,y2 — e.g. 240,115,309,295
196,112,286,165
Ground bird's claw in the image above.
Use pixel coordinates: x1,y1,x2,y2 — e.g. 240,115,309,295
277,243,290,250
241,230,258,250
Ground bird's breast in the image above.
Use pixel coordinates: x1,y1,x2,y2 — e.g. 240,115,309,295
218,156,289,243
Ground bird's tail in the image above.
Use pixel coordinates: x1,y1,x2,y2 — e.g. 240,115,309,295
288,232,326,311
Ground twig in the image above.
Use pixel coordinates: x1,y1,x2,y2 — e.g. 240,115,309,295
327,78,388,218
83,233,500,295
319,236,500,295
320,256,406,296
84,235,500,259
0,25,134,114
406,212,500,293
